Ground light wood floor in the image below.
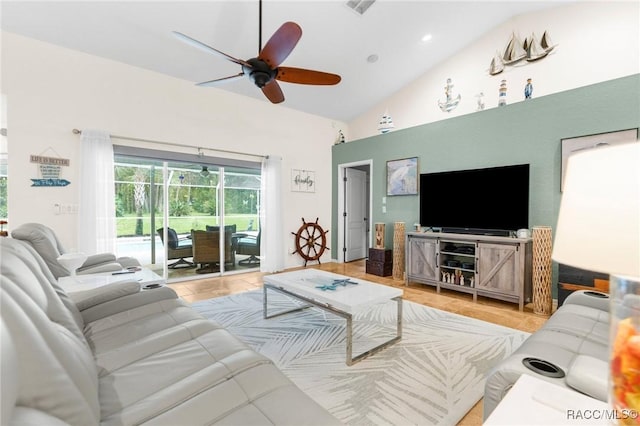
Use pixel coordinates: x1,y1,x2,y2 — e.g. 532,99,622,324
168,260,549,426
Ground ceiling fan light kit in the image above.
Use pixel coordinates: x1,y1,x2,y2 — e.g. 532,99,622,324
173,1,341,104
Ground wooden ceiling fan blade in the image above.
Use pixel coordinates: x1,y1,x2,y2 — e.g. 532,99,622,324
196,73,245,87
173,31,252,68
276,67,341,85
258,22,302,68
261,80,285,104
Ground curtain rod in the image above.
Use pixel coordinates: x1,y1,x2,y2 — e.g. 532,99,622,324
72,129,266,160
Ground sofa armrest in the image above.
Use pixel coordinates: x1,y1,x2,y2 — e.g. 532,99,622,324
565,355,607,401
563,290,609,312
70,281,142,310
77,263,122,274
79,286,179,324
83,253,117,266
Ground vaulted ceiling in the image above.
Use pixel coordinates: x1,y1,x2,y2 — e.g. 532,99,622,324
1,1,576,122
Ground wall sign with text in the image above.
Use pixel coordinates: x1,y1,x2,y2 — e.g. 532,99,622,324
291,169,315,193
30,154,71,187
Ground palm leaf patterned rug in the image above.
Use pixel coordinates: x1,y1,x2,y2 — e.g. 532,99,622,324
192,290,528,425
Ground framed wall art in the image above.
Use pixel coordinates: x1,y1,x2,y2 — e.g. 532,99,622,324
291,169,315,193
386,157,418,196
561,128,638,191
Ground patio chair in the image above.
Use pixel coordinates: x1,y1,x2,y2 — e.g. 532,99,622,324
237,228,260,266
191,229,234,273
157,228,194,269
206,224,238,264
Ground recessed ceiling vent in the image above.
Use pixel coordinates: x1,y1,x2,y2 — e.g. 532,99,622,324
345,0,376,15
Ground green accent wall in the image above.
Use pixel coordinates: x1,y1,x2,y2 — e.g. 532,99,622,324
332,74,640,296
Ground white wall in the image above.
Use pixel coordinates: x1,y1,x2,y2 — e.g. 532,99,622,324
348,1,640,140
1,32,345,269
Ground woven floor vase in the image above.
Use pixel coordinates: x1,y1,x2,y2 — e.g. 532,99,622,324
532,226,553,315
392,222,405,280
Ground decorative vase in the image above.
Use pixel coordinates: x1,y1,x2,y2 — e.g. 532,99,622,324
610,275,640,421
392,222,405,280
374,223,385,249
532,226,553,315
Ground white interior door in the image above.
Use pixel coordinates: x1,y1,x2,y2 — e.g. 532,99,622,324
344,168,367,262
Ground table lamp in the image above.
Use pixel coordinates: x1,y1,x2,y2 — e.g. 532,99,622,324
552,141,640,419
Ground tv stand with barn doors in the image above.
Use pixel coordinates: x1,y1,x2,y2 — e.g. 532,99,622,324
405,231,532,311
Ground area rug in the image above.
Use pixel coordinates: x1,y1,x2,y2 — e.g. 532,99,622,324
191,290,529,425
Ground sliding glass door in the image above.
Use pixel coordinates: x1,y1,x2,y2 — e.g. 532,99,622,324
113,152,261,281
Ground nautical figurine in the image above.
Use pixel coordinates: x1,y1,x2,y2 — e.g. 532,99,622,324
438,78,461,112
498,79,507,107
470,276,475,287
378,111,395,134
336,130,346,144
460,276,465,286
475,92,485,111
524,79,533,99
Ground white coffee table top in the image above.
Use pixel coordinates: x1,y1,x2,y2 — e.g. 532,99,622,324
263,269,402,313
58,267,164,294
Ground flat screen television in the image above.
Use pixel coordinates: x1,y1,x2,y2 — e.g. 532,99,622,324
419,164,530,236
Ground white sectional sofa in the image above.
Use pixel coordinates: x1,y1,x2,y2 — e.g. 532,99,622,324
1,237,341,425
483,289,609,420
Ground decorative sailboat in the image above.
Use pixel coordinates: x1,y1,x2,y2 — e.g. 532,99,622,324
526,32,549,61
541,31,556,52
502,32,527,65
489,30,557,74
438,78,461,112
489,51,504,75
378,111,395,134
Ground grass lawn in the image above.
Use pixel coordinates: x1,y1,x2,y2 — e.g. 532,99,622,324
116,214,259,237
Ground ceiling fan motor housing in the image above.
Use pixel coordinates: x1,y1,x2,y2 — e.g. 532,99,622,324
244,58,276,88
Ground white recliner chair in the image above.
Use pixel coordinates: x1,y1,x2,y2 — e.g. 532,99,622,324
11,223,140,278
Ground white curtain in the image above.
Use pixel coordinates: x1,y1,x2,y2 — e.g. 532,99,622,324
77,130,116,254
260,155,284,272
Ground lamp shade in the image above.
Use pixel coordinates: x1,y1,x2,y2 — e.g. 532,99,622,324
552,142,640,278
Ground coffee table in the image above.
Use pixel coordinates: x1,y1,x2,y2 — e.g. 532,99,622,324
263,269,403,366
58,267,165,294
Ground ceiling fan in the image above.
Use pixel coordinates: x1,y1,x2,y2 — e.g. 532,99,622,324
173,0,341,104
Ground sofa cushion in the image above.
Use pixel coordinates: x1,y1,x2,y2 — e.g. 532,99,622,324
1,238,87,343
11,222,69,278
566,355,608,401
86,300,209,360
1,285,100,425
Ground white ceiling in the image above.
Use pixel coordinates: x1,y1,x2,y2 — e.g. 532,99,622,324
1,1,574,122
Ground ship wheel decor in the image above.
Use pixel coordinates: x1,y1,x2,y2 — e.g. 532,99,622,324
291,217,329,266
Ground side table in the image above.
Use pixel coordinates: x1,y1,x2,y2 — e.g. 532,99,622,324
58,267,165,294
